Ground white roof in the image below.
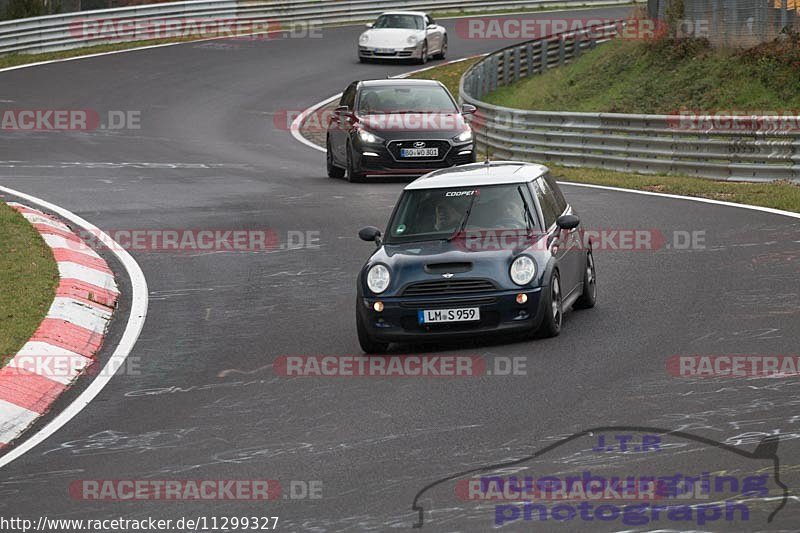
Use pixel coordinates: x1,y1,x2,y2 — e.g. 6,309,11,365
376,11,427,17
405,161,549,190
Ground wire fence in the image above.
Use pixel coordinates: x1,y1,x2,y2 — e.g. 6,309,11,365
648,0,799,46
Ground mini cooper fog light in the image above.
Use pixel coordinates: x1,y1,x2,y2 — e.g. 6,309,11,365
516,293,528,304
373,301,384,312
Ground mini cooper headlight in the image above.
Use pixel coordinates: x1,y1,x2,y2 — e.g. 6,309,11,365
453,129,472,142
407,35,419,46
359,33,370,44
358,129,383,144
510,256,536,286
367,264,391,294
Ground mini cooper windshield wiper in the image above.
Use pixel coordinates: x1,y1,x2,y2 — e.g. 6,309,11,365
448,192,478,241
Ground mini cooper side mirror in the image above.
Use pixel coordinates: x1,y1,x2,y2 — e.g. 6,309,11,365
556,214,580,230
461,104,477,115
359,226,382,245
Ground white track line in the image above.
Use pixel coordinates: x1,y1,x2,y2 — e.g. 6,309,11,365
0,186,149,469
556,181,800,220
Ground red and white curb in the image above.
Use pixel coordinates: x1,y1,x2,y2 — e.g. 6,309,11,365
0,202,119,449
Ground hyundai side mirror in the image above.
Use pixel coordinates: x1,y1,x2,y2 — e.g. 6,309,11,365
359,226,382,246
556,214,580,230
461,104,477,115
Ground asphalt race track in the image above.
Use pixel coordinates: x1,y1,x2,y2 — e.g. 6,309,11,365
1,6,799,532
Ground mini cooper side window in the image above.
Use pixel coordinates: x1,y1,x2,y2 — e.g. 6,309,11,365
533,179,558,229
542,172,568,214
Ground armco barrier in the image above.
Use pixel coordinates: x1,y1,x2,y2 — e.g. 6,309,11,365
459,21,800,182
0,0,633,55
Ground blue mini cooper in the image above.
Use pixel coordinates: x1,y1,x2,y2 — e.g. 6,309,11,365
355,161,597,353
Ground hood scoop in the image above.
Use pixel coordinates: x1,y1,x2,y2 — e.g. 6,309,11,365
425,262,472,274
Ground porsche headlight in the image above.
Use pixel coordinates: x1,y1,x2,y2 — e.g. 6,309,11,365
358,129,383,144
407,35,419,46
510,256,536,286
367,264,391,294
359,33,370,44
454,129,472,142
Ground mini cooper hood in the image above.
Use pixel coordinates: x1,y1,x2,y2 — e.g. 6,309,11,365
360,113,468,133
360,28,423,48
371,234,545,270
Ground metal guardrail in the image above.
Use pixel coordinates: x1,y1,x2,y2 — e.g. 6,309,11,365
0,0,632,55
459,21,800,182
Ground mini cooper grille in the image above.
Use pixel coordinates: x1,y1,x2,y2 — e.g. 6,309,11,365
402,279,496,297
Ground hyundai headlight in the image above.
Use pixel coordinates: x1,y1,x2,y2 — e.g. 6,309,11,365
367,264,391,294
454,129,472,142
510,256,536,286
358,129,383,144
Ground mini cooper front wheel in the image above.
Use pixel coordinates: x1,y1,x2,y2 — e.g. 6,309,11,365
357,310,389,354
574,249,597,309
536,271,562,338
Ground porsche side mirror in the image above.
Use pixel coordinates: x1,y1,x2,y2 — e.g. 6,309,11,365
365,23,373,29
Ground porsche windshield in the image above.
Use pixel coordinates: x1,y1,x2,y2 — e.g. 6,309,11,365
386,184,536,243
372,14,425,30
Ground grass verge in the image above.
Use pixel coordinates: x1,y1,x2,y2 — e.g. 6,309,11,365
483,36,800,113
0,201,59,364
406,55,800,214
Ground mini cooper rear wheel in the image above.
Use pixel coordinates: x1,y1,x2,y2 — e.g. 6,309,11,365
346,142,366,183
357,311,389,354
327,137,345,179
537,271,562,338
574,249,597,309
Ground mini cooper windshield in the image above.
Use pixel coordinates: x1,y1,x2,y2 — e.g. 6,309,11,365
386,184,537,243
357,85,458,114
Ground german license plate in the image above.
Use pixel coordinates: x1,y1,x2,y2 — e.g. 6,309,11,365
401,147,438,158
418,307,480,324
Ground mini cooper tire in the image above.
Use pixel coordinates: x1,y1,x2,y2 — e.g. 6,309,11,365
327,138,345,179
574,249,597,309
357,311,389,354
536,271,563,338
346,143,366,183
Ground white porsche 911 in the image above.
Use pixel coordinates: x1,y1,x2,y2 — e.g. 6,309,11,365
358,11,447,64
